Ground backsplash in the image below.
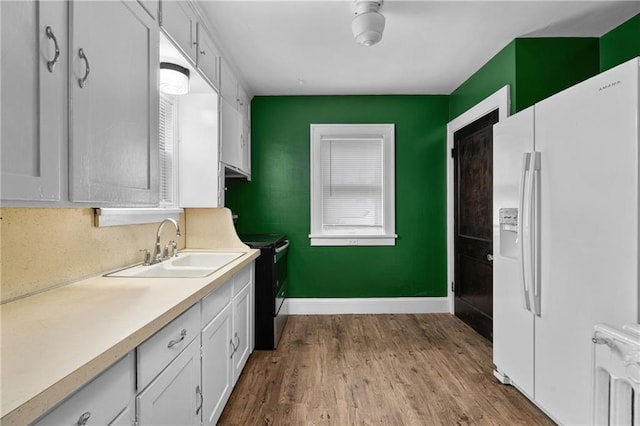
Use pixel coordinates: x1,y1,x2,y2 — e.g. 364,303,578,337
0,208,186,303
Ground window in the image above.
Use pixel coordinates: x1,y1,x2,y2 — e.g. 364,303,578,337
158,92,178,207
309,124,396,246
95,93,182,227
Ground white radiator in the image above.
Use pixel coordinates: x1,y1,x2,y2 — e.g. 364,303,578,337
593,324,640,425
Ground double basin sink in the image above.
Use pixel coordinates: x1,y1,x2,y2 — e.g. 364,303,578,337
106,252,244,278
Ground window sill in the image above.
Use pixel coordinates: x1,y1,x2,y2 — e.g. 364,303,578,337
309,234,397,246
96,208,183,227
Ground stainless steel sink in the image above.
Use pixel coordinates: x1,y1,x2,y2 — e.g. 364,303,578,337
106,252,244,278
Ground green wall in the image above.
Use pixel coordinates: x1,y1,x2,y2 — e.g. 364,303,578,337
226,96,449,298
227,18,633,300
448,41,517,119
600,13,640,72
515,38,599,111
449,38,599,120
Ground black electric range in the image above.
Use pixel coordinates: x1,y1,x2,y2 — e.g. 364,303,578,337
240,234,289,350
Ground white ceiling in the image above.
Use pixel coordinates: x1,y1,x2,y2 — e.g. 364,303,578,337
196,1,640,96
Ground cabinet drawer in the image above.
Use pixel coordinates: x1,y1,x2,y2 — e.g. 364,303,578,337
232,264,252,296
202,279,232,328
137,303,200,390
34,352,135,425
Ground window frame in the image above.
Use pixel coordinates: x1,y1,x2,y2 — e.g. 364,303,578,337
309,123,397,246
96,93,182,227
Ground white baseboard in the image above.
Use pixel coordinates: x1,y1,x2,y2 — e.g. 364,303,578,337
283,297,450,315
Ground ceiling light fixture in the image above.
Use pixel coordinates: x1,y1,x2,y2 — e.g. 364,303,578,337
160,62,190,95
352,0,385,47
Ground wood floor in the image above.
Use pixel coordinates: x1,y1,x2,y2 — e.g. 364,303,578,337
219,314,553,425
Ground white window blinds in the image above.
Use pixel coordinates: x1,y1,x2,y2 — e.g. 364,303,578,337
321,137,383,229
159,93,177,207
310,124,396,246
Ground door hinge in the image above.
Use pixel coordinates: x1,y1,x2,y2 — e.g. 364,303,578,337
451,147,457,158
451,281,455,292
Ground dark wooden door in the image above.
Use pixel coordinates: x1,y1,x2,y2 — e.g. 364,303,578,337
453,110,499,341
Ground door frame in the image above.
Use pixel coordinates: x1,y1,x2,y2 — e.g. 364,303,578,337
446,86,510,313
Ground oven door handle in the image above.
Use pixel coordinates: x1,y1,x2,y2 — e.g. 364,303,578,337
275,240,290,254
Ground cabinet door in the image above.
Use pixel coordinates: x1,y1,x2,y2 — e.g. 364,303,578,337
220,59,238,103
201,304,233,426
1,0,65,201
220,98,242,170
70,0,159,205
178,93,220,208
237,85,250,120
196,24,220,89
232,282,252,383
160,0,197,63
137,337,202,426
241,118,251,175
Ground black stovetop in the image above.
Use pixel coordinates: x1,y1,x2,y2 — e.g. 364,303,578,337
239,233,287,248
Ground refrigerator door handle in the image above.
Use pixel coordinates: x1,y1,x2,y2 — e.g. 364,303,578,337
518,152,532,311
531,152,542,316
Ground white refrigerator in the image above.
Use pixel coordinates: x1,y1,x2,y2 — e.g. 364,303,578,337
493,57,640,425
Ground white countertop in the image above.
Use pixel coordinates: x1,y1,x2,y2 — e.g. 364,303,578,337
0,248,260,425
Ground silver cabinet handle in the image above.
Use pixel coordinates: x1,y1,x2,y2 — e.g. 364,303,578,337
486,253,493,262
45,26,60,72
195,385,203,415
232,332,240,355
167,329,187,348
230,332,240,357
77,411,91,425
200,50,206,55
78,48,90,88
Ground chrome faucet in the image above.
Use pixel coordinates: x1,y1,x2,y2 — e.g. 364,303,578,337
152,218,181,264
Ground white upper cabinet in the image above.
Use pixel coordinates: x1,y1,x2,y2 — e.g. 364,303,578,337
160,0,197,63
195,24,220,89
220,98,243,172
237,85,250,120
69,0,159,205
220,59,238,103
220,59,251,177
178,92,221,208
160,2,220,89
1,0,66,202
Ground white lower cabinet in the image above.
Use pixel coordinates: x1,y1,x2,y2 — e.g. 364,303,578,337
34,262,255,426
34,352,135,425
232,281,252,383
202,303,233,425
136,337,202,426
201,263,254,425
